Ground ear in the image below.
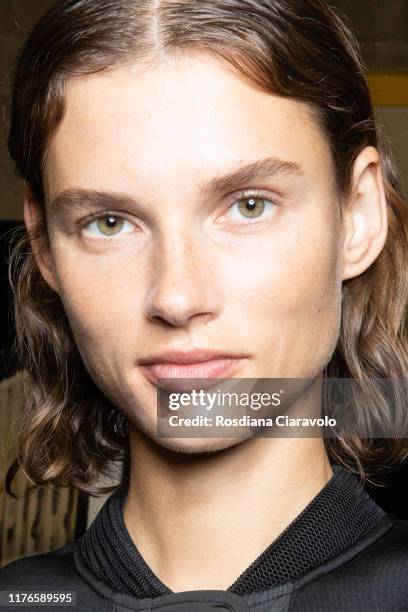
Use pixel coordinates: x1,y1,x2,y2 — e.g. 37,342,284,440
24,185,60,294
341,146,388,281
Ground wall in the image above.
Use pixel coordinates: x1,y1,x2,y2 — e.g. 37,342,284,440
376,107,408,195
333,0,408,71
0,0,54,220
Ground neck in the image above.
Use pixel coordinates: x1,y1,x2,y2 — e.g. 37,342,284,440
123,397,333,592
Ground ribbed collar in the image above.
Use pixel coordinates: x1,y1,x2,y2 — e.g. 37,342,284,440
78,464,386,597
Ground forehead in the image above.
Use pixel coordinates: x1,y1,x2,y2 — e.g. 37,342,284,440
44,52,333,200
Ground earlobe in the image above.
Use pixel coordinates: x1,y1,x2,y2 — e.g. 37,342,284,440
23,187,60,294
341,146,388,281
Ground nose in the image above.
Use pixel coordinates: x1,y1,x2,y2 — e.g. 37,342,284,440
144,232,221,327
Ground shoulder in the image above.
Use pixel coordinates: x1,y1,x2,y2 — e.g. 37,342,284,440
0,540,112,612
329,516,408,577
0,541,80,589
368,517,408,564
367,517,408,549
292,517,408,610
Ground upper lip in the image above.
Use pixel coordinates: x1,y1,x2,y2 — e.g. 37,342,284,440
139,349,247,365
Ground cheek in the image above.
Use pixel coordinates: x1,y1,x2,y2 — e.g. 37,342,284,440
233,222,342,319
51,251,141,365
229,211,343,375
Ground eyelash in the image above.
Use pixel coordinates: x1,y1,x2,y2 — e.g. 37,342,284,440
82,210,128,225
230,188,277,208
80,188,278,235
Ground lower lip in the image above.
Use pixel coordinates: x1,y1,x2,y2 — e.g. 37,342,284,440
140,358,247,390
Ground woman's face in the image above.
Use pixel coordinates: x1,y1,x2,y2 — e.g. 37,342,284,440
39,52,345,451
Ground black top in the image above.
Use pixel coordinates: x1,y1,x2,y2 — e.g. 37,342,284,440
1,464,408,611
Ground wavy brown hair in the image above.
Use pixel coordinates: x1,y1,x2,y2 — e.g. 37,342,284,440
5,0,408,495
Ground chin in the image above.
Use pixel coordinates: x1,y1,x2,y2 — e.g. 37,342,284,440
153,435,245,455
129,415,250,455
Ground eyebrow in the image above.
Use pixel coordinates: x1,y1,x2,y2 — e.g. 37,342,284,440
49,156,303,212
200,156,303,198
50,189,135,213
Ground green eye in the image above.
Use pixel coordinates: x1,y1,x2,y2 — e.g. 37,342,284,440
237,197,266,218
96,215,125,235
84,214,135,239
220,193,277,226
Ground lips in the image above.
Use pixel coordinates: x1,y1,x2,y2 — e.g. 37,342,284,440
139,350,248,391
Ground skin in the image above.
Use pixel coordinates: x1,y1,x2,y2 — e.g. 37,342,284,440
25,52,388,591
